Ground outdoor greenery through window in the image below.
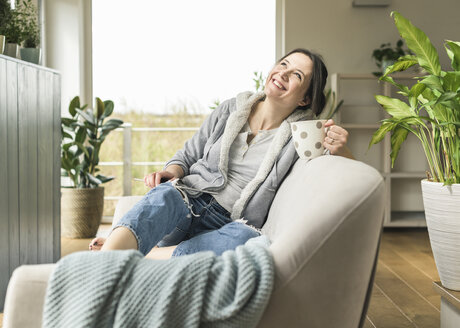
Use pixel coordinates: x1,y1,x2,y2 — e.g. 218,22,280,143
92,0,276,216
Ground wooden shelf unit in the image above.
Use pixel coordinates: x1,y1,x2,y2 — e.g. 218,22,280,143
331,73,428,227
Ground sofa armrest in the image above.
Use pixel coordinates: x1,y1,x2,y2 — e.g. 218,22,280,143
3,264,56,328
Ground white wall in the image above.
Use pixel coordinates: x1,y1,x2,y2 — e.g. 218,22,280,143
43,0,81,114
285,0,460,75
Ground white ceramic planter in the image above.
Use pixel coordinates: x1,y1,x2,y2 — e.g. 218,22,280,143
0,35,5,54
421,179,460,290
5,43,20,58
20,47,41,64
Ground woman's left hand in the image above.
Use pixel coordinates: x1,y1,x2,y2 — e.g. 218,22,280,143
323,119,354,159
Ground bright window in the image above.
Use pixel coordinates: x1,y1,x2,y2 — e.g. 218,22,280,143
92,0,276,115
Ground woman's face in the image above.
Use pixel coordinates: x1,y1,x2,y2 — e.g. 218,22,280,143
264,52,313,110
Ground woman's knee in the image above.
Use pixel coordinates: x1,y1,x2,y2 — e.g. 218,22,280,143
102,225,139,251
220,221,261,243
172,221,261,257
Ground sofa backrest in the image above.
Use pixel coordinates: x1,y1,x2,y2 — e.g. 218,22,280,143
259,156,384,328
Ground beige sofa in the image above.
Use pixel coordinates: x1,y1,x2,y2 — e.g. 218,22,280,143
3,155,385,328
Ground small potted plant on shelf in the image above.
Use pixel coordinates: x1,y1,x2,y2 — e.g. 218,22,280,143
369,12,460,290
17,0,40,64
61,96,124,238
371,39,409,76
0,0,10,54
2,0,23,58
320,89,344,120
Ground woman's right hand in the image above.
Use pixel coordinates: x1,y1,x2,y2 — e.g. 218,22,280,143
144,170,176,188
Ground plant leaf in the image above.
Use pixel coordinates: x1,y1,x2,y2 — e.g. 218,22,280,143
327,99,344,120
442,72,460,92
379,75,410,95
375,95,415,118
445,41,460,71
100,125,119,132
390,126,410,167
103,118,124,126
61,117,76,127
102,100,114,119
435,92,457,106
96,97,105,119
419,88,437,118
62,131,73,139
382,55,418,76
68,96,80,117
86,173,102,186
61,157,72,171
369,121,395,149
74,142,89,157
95,174,115,184
76,109,96,125
420,75,444,93
391,12,441,76
70,121,85,129
408,82,426,108
75,127,86,144
438,121,460,128
62,142,73,152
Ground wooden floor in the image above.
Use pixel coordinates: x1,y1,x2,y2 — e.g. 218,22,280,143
1,227,441,328
365,229,440,328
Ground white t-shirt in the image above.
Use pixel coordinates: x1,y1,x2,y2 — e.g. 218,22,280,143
213,122,278,212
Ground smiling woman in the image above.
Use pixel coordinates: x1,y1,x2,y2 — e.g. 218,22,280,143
92,0,276,115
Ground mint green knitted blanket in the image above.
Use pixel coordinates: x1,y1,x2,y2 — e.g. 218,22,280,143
43,236,274,328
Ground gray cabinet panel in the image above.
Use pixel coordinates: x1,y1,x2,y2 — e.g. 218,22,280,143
6,60,19,276
53,74,61,260
0,50,9,312
38,70,54,263
0,55,61,311
18,64,39,264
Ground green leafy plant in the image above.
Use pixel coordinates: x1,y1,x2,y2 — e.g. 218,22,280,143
61,96,124,188
0,0,11,36
2,2,22,44
208,99,221,110
369,11,460,185
209,71,266,110
17,0,39,48
320,89,344,120
372,39,409,75
253,71,265,92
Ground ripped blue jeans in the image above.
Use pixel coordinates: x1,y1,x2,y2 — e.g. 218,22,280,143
113,181,261,256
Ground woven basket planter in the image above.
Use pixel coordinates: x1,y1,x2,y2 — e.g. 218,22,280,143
61,187,104,238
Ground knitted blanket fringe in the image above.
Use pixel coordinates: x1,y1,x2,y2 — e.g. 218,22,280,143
43,236,274,328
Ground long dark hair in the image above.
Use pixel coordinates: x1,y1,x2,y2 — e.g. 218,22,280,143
278,48,328,116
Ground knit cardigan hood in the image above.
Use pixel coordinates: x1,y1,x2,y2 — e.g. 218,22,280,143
221,91,314,220
166,91,315,227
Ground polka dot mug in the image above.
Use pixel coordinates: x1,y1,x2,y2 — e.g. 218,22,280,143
290,119,327,160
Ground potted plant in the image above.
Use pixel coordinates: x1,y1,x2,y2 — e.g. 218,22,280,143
371,39,409,76
320,89,344,120
17,0,40,64
0,0,10,54
2,1,23,58
61,96,124,238
369,12,460,290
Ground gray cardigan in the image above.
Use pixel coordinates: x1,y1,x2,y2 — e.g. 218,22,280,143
164,91,314,228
